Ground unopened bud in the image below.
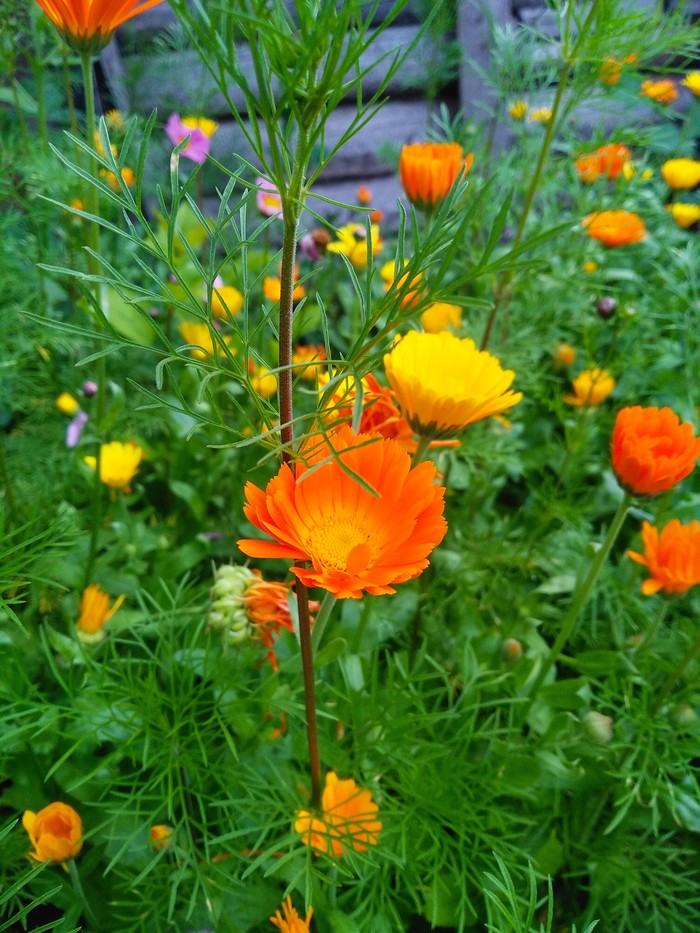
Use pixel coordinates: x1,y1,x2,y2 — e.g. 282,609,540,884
595,296,617,319
502,638,523,661
208,564,257,641
670,703,697,728
582,710,613,745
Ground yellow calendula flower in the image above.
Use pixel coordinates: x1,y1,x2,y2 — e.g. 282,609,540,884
181,115,218,138
660,158,700,190
76,584,124,644
105,109,126,133
666,203,700,229
149,824,173,851
56,392,80,416
84,441,144,490
383,330,522,440
564,368,615,407
327,223,382,269
420,301,462,334
23,802,83,863
530,107,552,124
582,260,598,274
681,72,700,96
509,100,528,120
211,284,244,319
179,322,234,361
249,363,277,400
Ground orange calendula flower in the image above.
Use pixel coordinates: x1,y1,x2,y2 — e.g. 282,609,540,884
263,275,305,303
640,78,679,105
383,330,522,440
575,143,632,182
599,53,637,86
583,210,647,247
564,368,615,407
294,771,381,857
554,344,577,367
238,424,447,599
611,405,700,496
399,142,474,211
660,158,700,190
628,519,700,596
356,184,372,204
327,223,382,269
23,802,83,863
149,824,173,851
211,284,244,319
100,166,135,191
243,576,319,670
77,584,124,644
270,895,313,932
84,440,143,490
33,0,164,53
666,203,700,229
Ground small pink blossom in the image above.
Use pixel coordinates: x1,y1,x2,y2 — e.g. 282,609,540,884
256,176,283,218
66,412,88,448
165,113,211,164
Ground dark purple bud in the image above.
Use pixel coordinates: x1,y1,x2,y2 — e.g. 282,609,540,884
82,380,98,397
596,296,617,319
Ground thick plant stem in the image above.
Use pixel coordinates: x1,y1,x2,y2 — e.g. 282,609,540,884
526,492,632,704
277,128,323,810
480,0,602,351
80,52,106,590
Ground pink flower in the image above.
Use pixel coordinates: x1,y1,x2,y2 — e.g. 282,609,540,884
256,176,283,218
164,113,212,164
66,412,88,448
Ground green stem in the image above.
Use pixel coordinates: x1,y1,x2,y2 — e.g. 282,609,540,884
526,492,632,702
311,591,338,651
650,629,700,716
640,598,671,650
0,438,18,529
31,17,49,154
411,434,431,466
62,49,82,167
67,858,97,926
480,0,602,351
80,52,106,590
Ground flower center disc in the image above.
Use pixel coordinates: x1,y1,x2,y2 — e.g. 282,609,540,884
306,518,373,574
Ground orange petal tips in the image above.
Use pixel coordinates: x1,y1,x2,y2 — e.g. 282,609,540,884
238,424,447,599
33,0,164,53
628,520,700,596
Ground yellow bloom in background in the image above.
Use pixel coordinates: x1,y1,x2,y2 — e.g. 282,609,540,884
56,392,79,416
84,441,144,490
509,99,528,120
104,109,125,133
420,301,462,334
292,343,326,381
564,368,615,407
640,78,678,105
666,203,700,229
76,584,124,644
249,363,277,400
660,158,700,190
681,71,700,96
23,802,83,863
383,330,522,440
149,824,173,851
327,222,382,269
270,895,313,933
211,284,244,319
582,260,598,274
263,275,305,303
530,107,552,123
555,344,577,367
294,771,382,857
380,259,423,308
100,166,135,191
179,321,234,361
181,115,218,139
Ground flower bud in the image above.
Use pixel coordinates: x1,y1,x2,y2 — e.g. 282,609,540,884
595,296,617,319
502,638,523,661
82,380,99,397
582,710,613,745
670,703,697,728
208,565,257,642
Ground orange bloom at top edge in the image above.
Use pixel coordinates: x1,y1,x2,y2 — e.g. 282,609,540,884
33,0,164,53
583,210,647,247
22,802,83,863
400,142,474,211
237,424,447,599
270,895,313,932
611,406,700,496
294,771,381,857
627,519,700,596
